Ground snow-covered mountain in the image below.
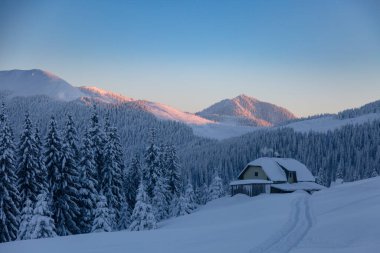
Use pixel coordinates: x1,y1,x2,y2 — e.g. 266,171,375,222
0,69,85,101
79,86,134,104
197,94,296,126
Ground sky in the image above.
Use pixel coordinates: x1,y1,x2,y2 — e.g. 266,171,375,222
0,0,379,117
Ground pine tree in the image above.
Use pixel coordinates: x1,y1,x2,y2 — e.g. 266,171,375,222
196,183,209,205
129,180,156,231
184,182,197,211
44,117,62,193
77,131,98,233
17,198,34,240
29,192,57,239
143,128,159,199
152,175,169,221
54,142,81,236
17,112,41,205
34,127,48,192
124,154,141,213
102,126,124,230
92,194,112,233
165,145,182,199
119,201,130,230
171,195,192,216
316,167,328,186
0,103,20,243
208,172,225,201
63,115,80,167
371,168,378,177
88,105,106,188
335,162,344,181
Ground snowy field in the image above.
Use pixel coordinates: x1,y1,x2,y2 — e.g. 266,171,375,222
2,178,380,253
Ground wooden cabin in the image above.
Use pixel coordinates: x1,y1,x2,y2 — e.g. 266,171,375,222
230,157,324,197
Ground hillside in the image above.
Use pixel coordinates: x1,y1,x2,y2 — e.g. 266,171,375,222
197,94,296,126
2,178,379,253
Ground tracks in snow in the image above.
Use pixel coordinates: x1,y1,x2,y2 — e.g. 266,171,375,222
250,194,312,253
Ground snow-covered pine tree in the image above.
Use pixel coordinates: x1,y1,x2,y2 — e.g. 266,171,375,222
124,154,141,213
44,116,62,193
119,201,130,230
165,144,182,200
17,112,41,205
63,114,80,167
371,168,378,177
196,183,209,205
143,128,159,199
54,141,81,236
335,161,344,182
17,198,34,240
34,127,48,192
77,131,98,233
0,103,20,243
184,182,197,211
91,194,112,233
129,180,156,231
152,173,170,221
88,105,106,189
316,167,328,186
171,194,192,216
29,192,57,239
102,125,124,230
208,172,225,201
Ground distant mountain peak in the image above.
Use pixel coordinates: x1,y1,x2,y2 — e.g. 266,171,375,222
197,95,296,126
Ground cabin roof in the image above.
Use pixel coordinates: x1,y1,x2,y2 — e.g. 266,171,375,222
270,182,325,191
237,157,315,182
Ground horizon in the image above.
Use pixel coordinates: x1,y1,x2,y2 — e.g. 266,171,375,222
1,0,380,117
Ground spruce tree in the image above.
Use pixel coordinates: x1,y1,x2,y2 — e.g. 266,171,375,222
77,131,98,233
34,127,48,192
29,192,57,239
102,126,124,230
17,198,34,240
0,103,20,242
143,128,159,199
152,174,169,221
185,182,197,211
129,180,156,231
371,168,378,177
17,112,41,205
208,172,225,201
124,154,141,213
165,145,182,199
196,183,209,205
119,201,130,230
172,194,192,216
54,142,81,236
88,105,106,188
92,194,112,233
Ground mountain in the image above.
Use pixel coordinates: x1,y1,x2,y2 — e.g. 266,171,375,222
197,94,296,126
0,69,85,101
79,86,134,103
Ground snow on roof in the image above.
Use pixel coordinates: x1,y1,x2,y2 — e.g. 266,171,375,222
271,182,325,192
243,157,287,182
230,179,273,186
272,158,315,182
238,157,315,182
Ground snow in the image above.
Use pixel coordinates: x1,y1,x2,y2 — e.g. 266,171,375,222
2,178,380,252
271,182,325,192
284,113,380,133
230,179,273,186
79,86,134,103
244,157,287,182
191,123,259,140
273,158,315,182
0,69,85,101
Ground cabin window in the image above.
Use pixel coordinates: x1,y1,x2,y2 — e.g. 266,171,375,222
254,172,258,177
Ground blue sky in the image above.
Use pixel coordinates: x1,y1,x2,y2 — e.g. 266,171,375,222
0,0,379,116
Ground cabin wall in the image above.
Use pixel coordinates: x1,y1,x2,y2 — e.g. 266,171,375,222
231,184,266,197
239,166,268,180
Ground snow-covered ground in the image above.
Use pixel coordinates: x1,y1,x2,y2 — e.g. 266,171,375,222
284,113,380,133
2,177,380,253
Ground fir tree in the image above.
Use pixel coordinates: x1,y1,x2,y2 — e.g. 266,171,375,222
184,182,197,211
335,162,344,181
0,103,20,242
152,174,169,221
171,195,192,216
17,198,34,240
371,168,378,177
63,115,80,166
129,180,156,231
165,145,182,199
208,172,225,201
88,105,106,188
316,167,328,186
143,128,159,199
77,131,98,233
44,117,62,193
91,194,112,233
196,183,209,205
124,154,141,213
102,126,124,230
119,201,130,230
34,127,48,192
29,192,57,239
54,142,81,236
17,112,41,205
